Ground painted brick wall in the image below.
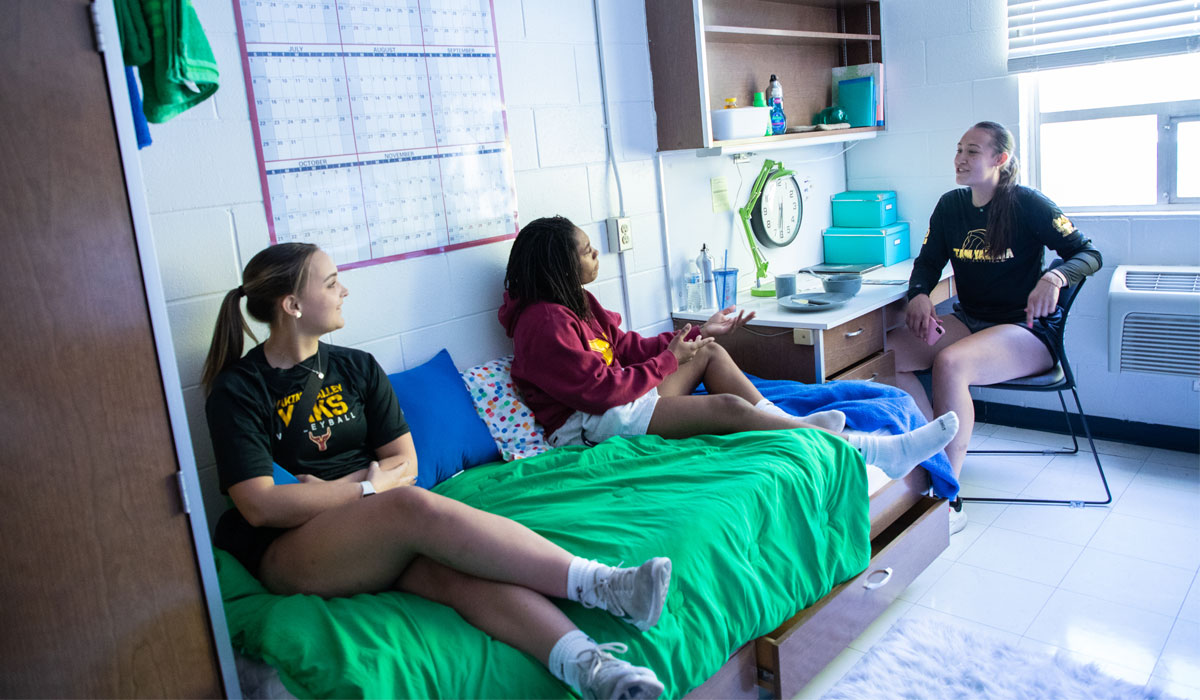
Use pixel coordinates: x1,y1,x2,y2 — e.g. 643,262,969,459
846,0,1200,429
139,0,671,526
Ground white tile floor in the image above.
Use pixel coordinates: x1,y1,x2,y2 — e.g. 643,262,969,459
795,422,1200,699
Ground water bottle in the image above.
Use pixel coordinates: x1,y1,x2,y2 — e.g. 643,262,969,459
697,244,716,309
685,260,703,312
769,74,787,135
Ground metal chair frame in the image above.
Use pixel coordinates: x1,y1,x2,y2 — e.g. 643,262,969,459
957,266,1112,508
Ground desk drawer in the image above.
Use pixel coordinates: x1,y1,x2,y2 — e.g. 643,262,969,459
830,349,895,385
755,496,948,699
823,309,884,377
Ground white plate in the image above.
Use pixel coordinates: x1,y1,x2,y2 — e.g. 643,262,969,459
778,292,855,312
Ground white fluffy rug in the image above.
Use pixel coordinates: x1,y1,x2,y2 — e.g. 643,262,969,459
822,617,1182,700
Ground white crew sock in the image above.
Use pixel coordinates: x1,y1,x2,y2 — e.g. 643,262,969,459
755,399,846,432
845,412,959,479
548,630,595,690
799,409,847,432
566,557,613,608
754,398,790,418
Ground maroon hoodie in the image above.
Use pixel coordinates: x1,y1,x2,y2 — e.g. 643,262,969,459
498,290,699,437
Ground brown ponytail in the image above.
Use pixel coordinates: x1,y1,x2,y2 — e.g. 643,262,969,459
201,243,319,392
974,121,1020,259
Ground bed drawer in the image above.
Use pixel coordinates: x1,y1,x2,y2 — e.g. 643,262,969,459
822,310,884,377
755,496,948,699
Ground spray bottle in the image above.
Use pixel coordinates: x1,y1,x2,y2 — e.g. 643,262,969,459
697,244,716,309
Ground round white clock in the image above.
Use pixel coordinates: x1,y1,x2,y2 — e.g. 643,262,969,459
750,172,803,248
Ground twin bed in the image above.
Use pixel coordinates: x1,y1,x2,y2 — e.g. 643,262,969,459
215,357,955,698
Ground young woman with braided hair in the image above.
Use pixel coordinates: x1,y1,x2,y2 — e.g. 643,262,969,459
203,242,675,699
887,121,1103,533
500,216,960,479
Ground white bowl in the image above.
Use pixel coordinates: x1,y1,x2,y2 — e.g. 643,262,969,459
710,107,770,141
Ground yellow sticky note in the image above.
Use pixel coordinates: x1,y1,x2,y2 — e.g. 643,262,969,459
711,176,732,213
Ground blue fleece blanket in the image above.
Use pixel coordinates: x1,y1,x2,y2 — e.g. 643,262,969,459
701,376,959,500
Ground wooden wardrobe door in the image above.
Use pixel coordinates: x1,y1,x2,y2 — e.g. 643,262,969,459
0,1,220,696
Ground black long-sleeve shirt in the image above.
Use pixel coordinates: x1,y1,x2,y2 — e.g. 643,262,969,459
907,186,1102,323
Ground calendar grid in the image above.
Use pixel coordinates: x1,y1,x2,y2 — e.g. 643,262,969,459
232,0,518,269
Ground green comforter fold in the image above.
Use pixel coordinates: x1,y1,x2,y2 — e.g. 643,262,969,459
217,429,870,698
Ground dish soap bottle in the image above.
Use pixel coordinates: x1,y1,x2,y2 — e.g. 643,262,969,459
768,74,786,135
685,260,703,312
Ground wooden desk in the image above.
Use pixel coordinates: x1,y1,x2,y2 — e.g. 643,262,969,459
673,260,954,386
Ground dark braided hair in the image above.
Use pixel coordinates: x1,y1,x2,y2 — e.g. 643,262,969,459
201,242,319,392
504,216,591,322
973,121,1021,259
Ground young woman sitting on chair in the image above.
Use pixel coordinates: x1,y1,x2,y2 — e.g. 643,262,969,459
886,121,1103,532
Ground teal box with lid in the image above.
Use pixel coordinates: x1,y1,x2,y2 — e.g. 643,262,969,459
823,222,910,266
831,190,897,227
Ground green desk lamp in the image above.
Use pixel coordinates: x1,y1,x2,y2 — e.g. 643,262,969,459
738,158,804,297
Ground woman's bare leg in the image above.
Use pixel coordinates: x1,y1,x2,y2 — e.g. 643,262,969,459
657,342,763,403
397,556,575,664
646,393,826,438
259,487,574,598
887,315,972,422
929,324,1053,477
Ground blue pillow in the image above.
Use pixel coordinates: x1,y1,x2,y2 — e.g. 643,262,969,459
387,349,501,488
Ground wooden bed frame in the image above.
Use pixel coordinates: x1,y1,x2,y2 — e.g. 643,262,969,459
687,467,949,699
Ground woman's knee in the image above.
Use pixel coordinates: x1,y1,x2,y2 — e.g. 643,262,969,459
931,348,971,382
378,486,447,530
709,392,754,416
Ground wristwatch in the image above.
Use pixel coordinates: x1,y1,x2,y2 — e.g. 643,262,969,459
360,480,377,498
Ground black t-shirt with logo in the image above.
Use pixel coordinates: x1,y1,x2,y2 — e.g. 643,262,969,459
907,186,1101,323
206,342,409,493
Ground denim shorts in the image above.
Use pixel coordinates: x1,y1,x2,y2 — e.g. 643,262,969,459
548,388,660,447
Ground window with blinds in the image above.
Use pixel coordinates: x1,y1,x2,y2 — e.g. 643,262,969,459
1008,0,1200,73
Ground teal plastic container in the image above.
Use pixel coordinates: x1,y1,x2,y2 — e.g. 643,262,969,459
837,75,876,128
823,222,910,266
831,190,897,227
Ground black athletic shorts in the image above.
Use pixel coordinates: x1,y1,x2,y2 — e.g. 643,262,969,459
948,302,1064,363
214,508,285,578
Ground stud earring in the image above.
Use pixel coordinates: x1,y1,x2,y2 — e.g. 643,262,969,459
295,311,302,319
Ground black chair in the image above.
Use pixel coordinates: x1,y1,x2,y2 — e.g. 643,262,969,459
957,264,1111,508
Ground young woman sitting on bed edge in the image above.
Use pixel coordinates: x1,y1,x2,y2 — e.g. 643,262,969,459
498,216,960,478
203,242,672,700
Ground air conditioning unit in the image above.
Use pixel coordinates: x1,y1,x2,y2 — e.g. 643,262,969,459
1108,265,1200,377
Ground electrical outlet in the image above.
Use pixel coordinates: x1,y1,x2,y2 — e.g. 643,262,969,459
606,217,633,252
1193,379,1200,392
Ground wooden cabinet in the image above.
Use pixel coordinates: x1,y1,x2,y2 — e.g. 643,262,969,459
645,0,882,152
674,306,888,384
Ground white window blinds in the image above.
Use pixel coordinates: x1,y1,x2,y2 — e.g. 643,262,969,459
1008,0,1200,72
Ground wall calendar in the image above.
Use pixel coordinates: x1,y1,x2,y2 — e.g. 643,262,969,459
232,0,517,269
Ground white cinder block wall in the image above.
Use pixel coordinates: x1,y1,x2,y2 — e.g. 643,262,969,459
846,0,1200,430
140,0,673,528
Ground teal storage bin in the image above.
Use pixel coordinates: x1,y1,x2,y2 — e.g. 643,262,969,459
823,222,910,266
831,190,897,227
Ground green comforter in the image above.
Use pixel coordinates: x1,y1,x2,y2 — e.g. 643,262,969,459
217,429,870,698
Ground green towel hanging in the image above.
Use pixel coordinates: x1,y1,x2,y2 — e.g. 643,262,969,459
121,0,220,123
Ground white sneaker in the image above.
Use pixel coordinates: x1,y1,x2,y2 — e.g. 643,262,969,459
580,558,672,631
949,505,968,535
575,643,664,700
